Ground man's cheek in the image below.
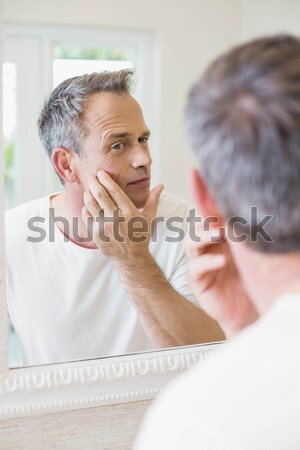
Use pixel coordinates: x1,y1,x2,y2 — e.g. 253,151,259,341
85,156,120,184
101,160,126,188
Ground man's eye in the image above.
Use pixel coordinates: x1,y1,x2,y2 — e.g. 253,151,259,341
139,137,150,143
111,143,124,150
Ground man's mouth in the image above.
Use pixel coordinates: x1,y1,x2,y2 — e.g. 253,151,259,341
127,177,150,187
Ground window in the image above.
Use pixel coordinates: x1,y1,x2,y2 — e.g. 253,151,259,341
2,62,16,208
53,45,134,88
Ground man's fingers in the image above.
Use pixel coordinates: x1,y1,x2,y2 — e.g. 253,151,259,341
142,184,164,219
83,188,104,219
188,253,226,294
189,253,226,279
97,170,134,215
81,206,94,236
82,206,92,220
185,228,225,258
88,175,117,217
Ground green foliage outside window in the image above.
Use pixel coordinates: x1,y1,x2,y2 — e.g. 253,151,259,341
53,46,130,62
4,138,14,183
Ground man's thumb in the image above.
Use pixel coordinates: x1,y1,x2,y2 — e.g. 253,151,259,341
143,184,164,219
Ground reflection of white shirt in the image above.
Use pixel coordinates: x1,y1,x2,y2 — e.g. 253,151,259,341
6,192,196,366
135,293,300,450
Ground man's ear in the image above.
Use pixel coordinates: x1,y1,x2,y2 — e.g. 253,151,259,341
190,169,224,226
51,147,78,184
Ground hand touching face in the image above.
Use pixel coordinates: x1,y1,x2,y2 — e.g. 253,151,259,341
82,170,164,261
73,92,153,209
186,223,259,338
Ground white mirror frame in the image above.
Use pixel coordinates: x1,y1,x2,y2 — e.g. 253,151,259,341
0,229,224,420
0,250,224,448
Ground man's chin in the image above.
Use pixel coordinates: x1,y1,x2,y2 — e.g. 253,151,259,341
127,188,151,209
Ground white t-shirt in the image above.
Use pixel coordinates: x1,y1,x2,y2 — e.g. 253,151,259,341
135,293,300,450
6,192,196,366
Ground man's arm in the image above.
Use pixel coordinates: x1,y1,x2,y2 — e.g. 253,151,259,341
113,251,224,347
83,170,224,347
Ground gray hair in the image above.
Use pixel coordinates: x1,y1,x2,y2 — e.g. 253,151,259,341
185,34,300,253
38,69,134,182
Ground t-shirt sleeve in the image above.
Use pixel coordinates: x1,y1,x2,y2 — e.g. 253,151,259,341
167,202,199,307
168,248,199,307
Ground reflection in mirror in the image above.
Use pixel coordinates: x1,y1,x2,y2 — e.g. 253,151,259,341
3,62,16,209
4,25,224,369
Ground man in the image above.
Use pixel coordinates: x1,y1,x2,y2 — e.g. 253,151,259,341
5,70,223,366
135,35,300,449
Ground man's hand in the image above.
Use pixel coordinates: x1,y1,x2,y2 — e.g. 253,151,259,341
186,224,259,338
82,176,224,347
82,170,164,261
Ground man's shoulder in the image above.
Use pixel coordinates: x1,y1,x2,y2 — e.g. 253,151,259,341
5,195,51,244
157,192,194,218
136,296,300,449
5,195,50,221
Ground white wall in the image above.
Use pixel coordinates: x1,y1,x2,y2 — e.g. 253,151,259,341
4,0,300,199
3,0,242,199
242,0,300,40
0,0,3,186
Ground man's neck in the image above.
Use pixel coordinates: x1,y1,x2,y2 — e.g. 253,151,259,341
232,244,300,315
50,189,97,249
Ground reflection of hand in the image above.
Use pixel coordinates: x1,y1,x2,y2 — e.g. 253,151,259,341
82,170,164,261
185,224,259,338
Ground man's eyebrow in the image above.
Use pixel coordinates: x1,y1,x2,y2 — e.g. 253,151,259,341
107,132,131,139
106,130,151,140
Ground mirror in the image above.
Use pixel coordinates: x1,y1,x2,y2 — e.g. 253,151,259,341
3,24,224,368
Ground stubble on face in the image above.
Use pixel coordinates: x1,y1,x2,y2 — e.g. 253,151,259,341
75,92,152,209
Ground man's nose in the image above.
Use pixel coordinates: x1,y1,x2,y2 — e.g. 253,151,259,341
131,144,152,168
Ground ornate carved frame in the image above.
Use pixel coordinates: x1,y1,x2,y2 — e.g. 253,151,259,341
0,240,223,418
0,283,223,419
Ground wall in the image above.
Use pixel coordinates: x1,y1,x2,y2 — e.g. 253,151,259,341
0,0,3,201
242,0,300,40
3,0,242,199
3,0,300,198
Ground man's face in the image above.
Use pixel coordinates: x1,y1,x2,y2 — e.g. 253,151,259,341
73,92,152,209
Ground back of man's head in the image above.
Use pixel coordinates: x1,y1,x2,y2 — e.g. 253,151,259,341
185,34,300,253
